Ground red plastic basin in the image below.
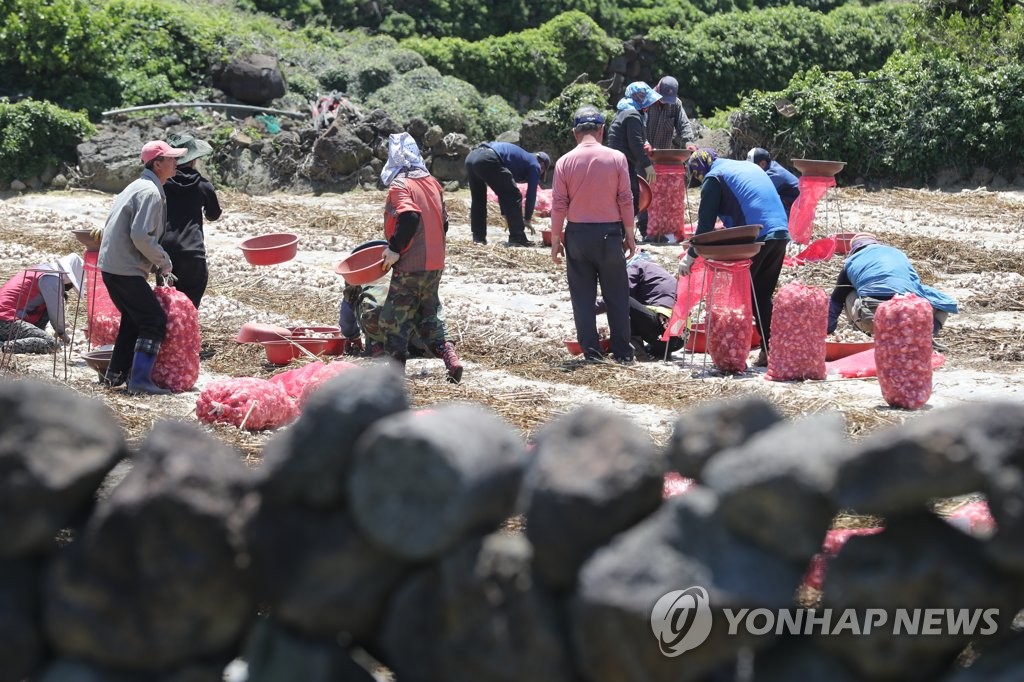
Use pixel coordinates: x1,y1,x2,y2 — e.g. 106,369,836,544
833,232,858,255
825,340,874,361
541,229,552,246
240,233,299,266
235,322,291,343
564,338,612,356
262,338,329,365
290,326,346,355
335,244,389,285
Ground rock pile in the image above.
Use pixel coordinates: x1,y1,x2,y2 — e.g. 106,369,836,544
1,376,1023,681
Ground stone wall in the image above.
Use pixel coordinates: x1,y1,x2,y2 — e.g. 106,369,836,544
1,372,1022,681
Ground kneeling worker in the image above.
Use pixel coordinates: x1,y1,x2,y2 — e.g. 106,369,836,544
827,234,958,348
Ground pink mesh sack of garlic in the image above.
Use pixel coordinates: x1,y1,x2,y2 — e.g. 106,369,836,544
766,282,828,382
874,293,934,409
152,286,201,392
196,377,298,431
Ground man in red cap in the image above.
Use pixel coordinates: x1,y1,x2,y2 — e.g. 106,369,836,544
96,140,185,394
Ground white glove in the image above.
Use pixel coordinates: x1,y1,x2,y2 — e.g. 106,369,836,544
678,253,696,277
382,247,400,269
644,165,657,185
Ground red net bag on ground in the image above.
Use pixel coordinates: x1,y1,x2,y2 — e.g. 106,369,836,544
802,527,884,591
787,176,836,245
705,259,753,373
766,282,828,381
874,294,934,409
196,378,298,431
486,183,554,218
83,251,121,346
152,287,201,392
269,360,357,404
646,163,687,239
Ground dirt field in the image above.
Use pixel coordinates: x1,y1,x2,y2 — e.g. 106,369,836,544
2,185,1023,459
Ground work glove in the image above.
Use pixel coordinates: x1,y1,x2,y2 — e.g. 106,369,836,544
382,247,400,270
53,330,70,345
163,272,178,287
643,142,653,155
644,165,657,185
89,227,104,242
678,253,696,277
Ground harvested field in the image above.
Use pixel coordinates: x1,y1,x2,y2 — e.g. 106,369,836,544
2,185,1023,461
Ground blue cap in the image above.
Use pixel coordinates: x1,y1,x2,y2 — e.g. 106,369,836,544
573,112,605,127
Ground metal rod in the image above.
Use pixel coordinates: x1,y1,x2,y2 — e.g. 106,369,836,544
102,102,307,120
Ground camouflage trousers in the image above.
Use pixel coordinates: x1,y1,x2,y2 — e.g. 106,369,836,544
378,269,447,357
0,319,57,354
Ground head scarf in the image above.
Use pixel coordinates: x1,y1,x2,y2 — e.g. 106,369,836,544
380,132,429,186
687,148,718,185
849,233,880,253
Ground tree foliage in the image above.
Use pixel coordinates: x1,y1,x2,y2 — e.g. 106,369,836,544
0,98,95,183
402,12,619,110
650,3,911,115
737,3,1024,182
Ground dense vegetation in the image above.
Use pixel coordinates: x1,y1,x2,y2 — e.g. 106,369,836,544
0,99,95,184
0,0,1020,185
737,1,1024,181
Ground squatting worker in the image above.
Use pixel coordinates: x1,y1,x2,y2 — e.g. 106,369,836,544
465,141,550,247
377,132,464,383
97,139,184,395
596,255,684,361
0,254,84,353
161,132,222,308
680,149,791,366
550,105,637,364
828,234,958,349
746,147,800,217
607,81,660,241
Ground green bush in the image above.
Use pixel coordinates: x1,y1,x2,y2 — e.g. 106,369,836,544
403,11,619,109
0,99,95,184
0,0,121,115
739,48,1024,182
650,3,911,115
518,82,610,161
365,66,521,141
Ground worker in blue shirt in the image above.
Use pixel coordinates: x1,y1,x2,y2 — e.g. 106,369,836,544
465,141,550,247
747,147,800,217
828,234,958,349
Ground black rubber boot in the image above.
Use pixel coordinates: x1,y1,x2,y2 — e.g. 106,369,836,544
126,338,171,395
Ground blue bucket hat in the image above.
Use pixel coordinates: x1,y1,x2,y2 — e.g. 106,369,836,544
624,81,662,111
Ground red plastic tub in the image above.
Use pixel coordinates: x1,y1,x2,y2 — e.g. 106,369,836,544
335,245,389,285
825,340,874,361
564,338,612,356
262,338,329,365
240,233,299,266
291,326,346,355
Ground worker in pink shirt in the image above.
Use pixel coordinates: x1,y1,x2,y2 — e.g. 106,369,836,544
550,105,636,364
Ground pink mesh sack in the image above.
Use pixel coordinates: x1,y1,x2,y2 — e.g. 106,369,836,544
196,378,298,431
787,176,835,244
765,282,828,381
705,259,753,373
152,286,201,392
874,294,934,409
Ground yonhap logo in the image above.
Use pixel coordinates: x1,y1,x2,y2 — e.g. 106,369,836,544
650,586,713,656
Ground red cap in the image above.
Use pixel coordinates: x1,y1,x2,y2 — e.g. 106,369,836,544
141,140,187,164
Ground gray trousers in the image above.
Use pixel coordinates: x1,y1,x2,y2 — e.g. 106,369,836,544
844,291,949,335
565,222,631,360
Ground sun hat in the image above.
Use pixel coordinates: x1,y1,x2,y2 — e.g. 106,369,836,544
849,233,879,253
654,76,679,105
54,253,84,293
624,82,662,110
167,132,214,165
141,140,186,164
